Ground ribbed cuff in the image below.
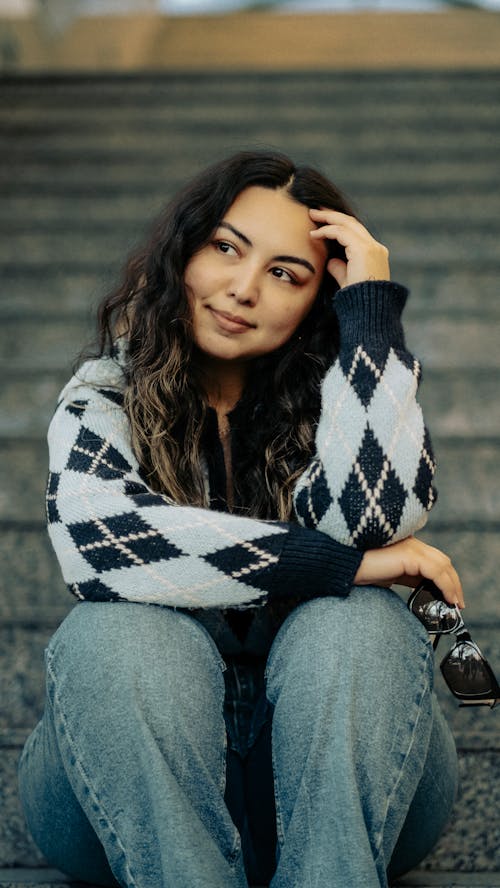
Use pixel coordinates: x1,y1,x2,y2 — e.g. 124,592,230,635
334,280,409,351
270,524,363,601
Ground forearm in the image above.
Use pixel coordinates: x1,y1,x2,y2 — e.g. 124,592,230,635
294,280,437,548
47,368,362,610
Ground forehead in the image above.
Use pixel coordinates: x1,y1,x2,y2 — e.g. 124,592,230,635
223,186,327,267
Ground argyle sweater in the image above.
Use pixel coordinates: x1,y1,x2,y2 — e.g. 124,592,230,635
46,281,437,645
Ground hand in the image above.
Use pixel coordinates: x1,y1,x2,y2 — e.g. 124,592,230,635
309,208,390,289
354,536,465,609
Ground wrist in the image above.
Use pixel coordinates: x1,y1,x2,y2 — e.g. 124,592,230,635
334,280,408,350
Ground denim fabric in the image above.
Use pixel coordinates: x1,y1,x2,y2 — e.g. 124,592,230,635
18,589,459,888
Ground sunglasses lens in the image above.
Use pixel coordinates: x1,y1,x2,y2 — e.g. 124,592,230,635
442,642,494,696
411,585,461,633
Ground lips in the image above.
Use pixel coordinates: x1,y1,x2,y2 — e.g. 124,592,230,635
208,307,256,332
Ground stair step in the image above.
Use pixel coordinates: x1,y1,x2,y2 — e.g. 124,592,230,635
2,191,500,228
3,156,500,193
1,69,499,101
2,126,499,155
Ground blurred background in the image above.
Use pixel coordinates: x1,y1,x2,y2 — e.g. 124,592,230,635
1,1,499,886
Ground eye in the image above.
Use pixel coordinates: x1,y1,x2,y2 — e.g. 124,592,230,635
271,267,297,285
213,240,238,256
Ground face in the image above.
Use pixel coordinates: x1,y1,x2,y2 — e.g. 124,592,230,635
184,186,327,368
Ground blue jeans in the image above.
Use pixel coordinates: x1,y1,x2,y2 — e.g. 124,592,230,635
18,588,458,888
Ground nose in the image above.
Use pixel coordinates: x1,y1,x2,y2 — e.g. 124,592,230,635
228,261,260,306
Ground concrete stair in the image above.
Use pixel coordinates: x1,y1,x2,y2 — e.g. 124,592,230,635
1,70,499,887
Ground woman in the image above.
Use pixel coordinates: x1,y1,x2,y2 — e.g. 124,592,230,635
18,151,462,888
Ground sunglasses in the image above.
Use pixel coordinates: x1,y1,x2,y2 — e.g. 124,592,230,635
407,580,500,708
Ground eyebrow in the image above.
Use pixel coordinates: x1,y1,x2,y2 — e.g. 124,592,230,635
217,221,316,275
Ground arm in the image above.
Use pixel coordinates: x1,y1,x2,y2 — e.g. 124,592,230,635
293,209,463,607
47,357,362,610
294,209,436,548
293,279,436,547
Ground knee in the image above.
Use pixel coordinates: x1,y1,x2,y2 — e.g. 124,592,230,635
46,601,226,710
266,587,433,701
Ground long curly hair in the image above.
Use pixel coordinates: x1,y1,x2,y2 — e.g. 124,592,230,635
93,150,359,520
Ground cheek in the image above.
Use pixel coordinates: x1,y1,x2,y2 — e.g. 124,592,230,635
274,293,317,334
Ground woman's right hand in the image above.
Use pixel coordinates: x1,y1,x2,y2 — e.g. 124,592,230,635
354,536,464,608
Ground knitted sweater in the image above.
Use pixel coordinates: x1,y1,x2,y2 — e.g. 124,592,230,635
46,280,436,650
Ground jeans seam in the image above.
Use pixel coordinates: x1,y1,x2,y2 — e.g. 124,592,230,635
45,650,138,888
373,640,434,862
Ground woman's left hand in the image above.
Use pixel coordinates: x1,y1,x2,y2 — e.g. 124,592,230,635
309,208,391,290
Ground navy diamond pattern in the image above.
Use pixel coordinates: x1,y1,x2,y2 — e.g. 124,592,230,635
46,471,61,524
71,578,121,601
67,426,132,479
203,533,285,592
340,345,389,408
98,387,125,406
339,427,408,548
295,459,333,528
65,399,89,417
69,511,183,573
124,480,168,507
414,426,437,510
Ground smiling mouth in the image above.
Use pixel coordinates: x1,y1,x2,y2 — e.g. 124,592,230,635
208,307,256,332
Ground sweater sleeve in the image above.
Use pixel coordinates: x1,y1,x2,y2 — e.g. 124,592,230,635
293,280,437,548
46,357,362,609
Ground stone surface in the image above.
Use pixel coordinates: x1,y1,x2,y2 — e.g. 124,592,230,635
1,69,499,885
4,190,500,229
0,749,47,868
1,625,53,732
0,529,68,621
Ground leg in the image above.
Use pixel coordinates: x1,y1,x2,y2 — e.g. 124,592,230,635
264,586,457,888
387,692,458,882
18,601,248,888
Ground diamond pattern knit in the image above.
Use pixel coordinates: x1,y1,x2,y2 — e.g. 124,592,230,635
46,280,436,615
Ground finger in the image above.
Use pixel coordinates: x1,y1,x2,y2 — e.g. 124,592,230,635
423,563,465,610
310,224,351,247
327,258,347,288
309,207,358,225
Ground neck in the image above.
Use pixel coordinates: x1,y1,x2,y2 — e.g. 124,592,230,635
197,355,247,415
